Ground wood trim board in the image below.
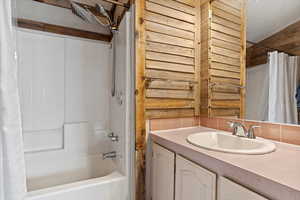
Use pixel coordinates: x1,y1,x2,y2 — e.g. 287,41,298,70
17,18,112,42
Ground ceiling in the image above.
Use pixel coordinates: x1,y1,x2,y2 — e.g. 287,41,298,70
247,0,300,42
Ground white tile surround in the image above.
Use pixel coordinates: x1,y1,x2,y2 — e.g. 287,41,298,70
17,29,112,154
16,11,133,199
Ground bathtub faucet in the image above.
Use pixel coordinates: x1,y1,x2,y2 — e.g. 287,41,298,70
108,132,119,142
102,151,117,160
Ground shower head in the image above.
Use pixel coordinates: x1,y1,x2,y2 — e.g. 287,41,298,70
70,1,98,24
96,3,111,23
96,3,118,32
69,1,118,32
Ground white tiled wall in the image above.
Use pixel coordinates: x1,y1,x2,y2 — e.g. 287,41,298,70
110,12,133,176
65,38,111,126
17,29,111,154
18,31,65,132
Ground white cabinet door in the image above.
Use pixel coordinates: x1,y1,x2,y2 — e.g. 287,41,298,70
152,143,175,200
218,177,269,200
175,155,216,200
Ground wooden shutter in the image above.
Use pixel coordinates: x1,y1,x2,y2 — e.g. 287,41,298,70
143,0,201,119
200,0,246,118
135,0,201,147
135,2,201,198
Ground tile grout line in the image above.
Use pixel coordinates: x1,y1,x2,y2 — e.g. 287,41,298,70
279,124,282,142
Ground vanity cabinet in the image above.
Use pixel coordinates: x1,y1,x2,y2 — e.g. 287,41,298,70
151,143,175,200
175,155,216,200
218,177,268,200
151,143,269,200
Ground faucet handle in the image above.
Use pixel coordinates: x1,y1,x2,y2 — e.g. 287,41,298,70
227,121,234,128
108,132,119,142
247,125,261,139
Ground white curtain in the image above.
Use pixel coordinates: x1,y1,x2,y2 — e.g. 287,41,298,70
268,51,300,124
0,0,27,200
246,63,269,121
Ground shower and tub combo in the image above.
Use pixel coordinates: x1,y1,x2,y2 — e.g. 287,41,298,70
9,2,134,200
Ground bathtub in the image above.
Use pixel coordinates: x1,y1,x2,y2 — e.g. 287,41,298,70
25,154,127,200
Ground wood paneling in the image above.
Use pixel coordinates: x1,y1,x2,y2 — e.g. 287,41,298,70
247,20,300,67
240,0,246,117
135,0,247,198
17,18,112,42
200,0,246,118
135,2,146,200
145,99,194,109
146,31,194,48
200,1,210,116
145,11,194,31
146,60,195,73
146,108,195,118
146,89,194,99
146,41,195,57
145,1,195,23
135,1,200,199
142,0,200,119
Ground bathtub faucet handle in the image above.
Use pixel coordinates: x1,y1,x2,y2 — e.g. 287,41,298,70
108,132,119,142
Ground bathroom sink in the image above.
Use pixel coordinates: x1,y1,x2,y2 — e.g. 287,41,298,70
187,132,276,155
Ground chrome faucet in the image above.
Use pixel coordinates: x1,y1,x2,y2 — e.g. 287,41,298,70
228,121,247,137
247,125,260,139
108,132,119,142
102,151,117,159
228,122,260,139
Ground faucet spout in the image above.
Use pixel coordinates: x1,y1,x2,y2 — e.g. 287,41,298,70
228,122,260,139
102,151,117,160
228,121,247,137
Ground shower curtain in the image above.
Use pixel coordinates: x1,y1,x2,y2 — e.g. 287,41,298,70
268,51,300,124
0,0,27,199
246,63,269,121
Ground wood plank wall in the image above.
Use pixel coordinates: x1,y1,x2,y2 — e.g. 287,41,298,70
135,0,246,199
17,18,112,42
135,0,200,199
200,0,246,118
143,0,200,119
247,20,300,67
135,0,200,168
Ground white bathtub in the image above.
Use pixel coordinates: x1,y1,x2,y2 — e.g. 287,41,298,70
25,154,127,200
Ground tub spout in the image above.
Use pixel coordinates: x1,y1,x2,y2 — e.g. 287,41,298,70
102,151,117,159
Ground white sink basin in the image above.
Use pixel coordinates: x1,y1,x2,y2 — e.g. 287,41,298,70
187,132,276,155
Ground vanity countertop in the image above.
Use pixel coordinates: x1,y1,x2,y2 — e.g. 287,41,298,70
150,126,300,200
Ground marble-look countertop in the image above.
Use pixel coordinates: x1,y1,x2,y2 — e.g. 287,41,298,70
151,126,300,200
